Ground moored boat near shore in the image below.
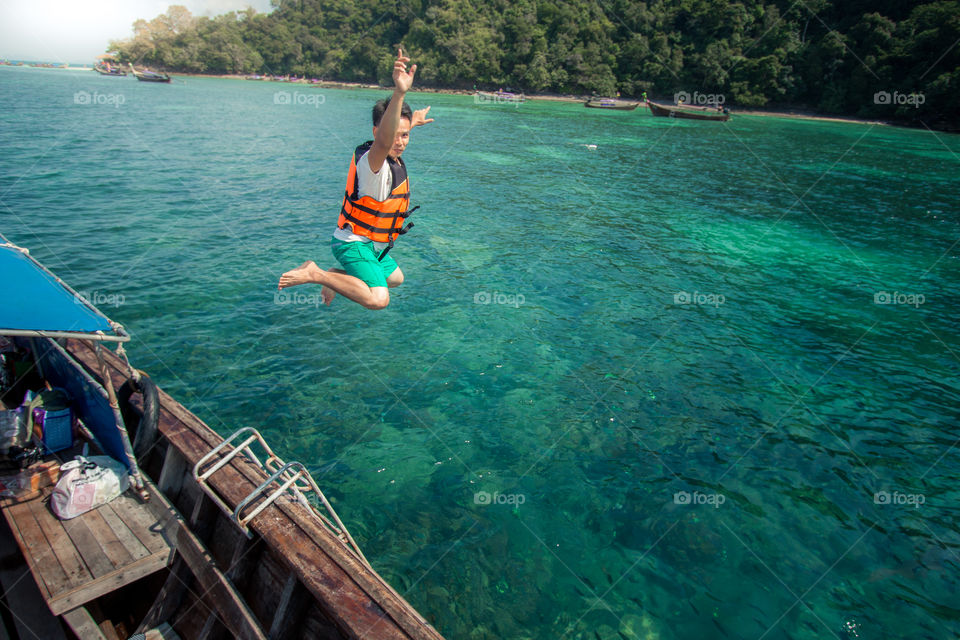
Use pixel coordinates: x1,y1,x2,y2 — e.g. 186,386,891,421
94,63,126,77
129,63,172,83
584,98,640,110
94,54,126,76
646,99,730,121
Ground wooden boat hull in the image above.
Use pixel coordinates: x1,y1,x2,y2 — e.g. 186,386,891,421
585,100,639,110
134,74,171,83
1,337,446,640
127,63,171,83
646,99,730,121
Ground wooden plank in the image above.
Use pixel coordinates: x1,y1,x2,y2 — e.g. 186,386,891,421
83,507,137,568
97,501,150,561
188,491,219,542
136,481,219,636
43,480,175,615
158,446,188,498
225,533,261,590
25,493,90,596
269,572,309,640
108,492,172,555
83,601,122,640
62,607,109,640
196,610,225,640
1,498,59,603
2,476,175,616
135,557,192,635
47,549,171,616
174,520,267,640
62,515,116,578
99,620,122,640
0,515,68,640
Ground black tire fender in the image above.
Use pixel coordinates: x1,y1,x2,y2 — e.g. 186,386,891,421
117,372,160,458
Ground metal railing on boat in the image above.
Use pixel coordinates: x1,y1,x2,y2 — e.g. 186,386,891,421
192,427,369,567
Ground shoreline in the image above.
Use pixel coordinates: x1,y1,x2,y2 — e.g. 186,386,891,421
22,65,894,128
184,73,894,127
729,108,888,126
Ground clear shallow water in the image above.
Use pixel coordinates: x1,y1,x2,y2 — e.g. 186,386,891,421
2,67,959,640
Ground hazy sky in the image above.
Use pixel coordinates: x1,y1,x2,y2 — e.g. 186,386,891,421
0,0,274,64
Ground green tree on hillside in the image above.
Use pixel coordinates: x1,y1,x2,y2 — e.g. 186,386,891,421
106,1,959,130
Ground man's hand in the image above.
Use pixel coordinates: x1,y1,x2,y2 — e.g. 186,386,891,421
393,47,417,94
411,106,434,128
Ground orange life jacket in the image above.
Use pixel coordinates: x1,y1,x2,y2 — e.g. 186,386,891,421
337,141,416,247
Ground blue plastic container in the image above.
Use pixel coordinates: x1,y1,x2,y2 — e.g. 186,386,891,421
33,406,73,453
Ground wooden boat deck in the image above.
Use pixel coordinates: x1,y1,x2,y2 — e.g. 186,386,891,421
1,479,176,637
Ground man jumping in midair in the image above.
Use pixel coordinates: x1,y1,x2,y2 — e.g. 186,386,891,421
278,47,433,310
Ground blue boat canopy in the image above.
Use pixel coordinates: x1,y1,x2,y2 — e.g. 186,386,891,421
1,232,139,477
0,235,129,342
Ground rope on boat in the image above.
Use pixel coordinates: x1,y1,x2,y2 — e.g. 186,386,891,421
95,339,148,500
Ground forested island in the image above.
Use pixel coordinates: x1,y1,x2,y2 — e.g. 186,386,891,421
107,0,958,130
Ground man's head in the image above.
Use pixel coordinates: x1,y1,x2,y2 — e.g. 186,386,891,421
373,97,413,159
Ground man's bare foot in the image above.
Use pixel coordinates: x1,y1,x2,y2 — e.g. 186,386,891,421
278,261,323,290
321,285,336,305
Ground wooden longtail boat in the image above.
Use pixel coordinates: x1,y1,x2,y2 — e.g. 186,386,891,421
94,63,127,77
129,63,172,83
584,99,639,110
645,99,730,121
0,235,445,640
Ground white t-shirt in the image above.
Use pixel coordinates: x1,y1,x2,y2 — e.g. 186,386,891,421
333,149,393,248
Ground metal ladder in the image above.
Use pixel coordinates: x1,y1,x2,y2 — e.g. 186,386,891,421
192,427,369,567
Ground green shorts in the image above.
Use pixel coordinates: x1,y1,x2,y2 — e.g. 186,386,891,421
330,238,398,288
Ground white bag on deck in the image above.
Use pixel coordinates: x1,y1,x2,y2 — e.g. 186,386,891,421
50,455,130,520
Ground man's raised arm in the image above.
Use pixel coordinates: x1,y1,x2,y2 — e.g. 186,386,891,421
367,48,417,172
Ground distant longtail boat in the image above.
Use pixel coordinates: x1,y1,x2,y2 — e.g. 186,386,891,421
646,99,730,121
128,63,172,83
94,63,126,77
585,98,640,110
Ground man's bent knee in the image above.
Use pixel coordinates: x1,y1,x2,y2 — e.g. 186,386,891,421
363,288,390,310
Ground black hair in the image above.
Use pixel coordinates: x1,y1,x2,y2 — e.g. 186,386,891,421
372,97,413,127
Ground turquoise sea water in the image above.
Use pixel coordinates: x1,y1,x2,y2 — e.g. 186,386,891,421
2,67,959,640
